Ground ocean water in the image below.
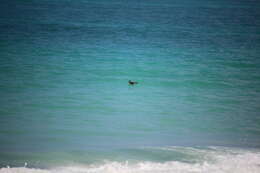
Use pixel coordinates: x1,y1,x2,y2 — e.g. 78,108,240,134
1,0,260,172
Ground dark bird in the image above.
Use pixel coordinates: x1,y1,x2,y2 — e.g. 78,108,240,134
128,80,138,85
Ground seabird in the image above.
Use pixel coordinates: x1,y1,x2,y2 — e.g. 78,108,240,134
128,80,138,85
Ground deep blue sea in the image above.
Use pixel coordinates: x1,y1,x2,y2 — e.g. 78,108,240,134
1,0,260,172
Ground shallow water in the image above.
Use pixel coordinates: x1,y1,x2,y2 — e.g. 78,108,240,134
1,0,260,172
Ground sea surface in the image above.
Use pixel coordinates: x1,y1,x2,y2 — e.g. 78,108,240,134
1,0,260,172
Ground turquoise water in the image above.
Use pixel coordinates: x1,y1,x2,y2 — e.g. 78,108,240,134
1,0,260,172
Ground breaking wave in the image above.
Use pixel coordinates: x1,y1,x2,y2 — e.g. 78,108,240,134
1,147,260,173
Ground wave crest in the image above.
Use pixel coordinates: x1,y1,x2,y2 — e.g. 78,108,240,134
1,148,260,173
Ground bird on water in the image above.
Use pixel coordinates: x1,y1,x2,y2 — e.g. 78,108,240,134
128,80,138,85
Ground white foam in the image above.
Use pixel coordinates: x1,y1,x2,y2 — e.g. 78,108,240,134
1,148,260,173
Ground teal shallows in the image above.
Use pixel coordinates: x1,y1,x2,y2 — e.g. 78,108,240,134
0,0,260,169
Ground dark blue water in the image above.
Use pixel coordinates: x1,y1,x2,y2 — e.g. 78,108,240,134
1,0,260,172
